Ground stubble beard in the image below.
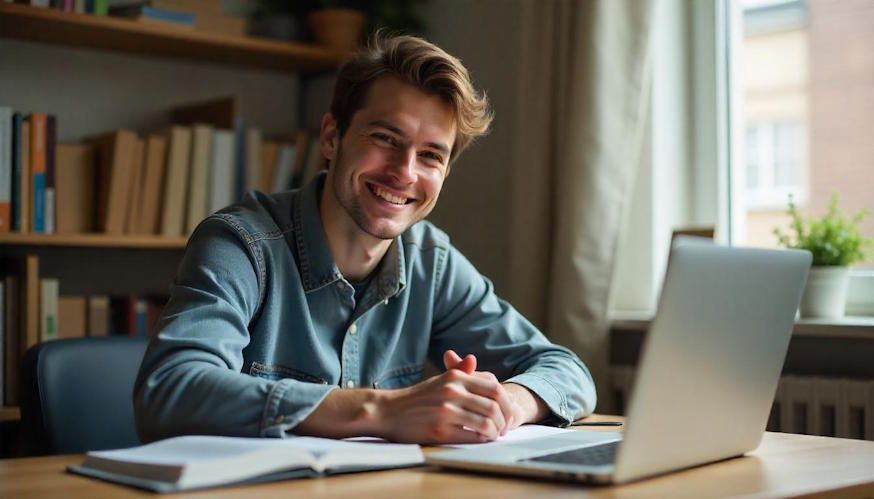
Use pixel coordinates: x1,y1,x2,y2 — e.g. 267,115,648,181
332,144,423,241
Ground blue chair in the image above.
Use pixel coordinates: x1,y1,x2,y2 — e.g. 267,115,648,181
19,336,148,455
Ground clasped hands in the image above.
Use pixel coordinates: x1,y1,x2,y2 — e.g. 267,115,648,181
374,350,534,444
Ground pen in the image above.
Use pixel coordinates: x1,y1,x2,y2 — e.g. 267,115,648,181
570,421,624,427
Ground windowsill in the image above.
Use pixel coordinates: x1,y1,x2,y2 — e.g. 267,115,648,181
610,309,874,340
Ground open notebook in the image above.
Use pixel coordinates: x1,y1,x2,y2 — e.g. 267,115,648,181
67,435,424,493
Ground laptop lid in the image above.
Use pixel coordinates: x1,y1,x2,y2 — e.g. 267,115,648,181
612,239,811,483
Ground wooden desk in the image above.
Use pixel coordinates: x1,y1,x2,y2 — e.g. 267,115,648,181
3,416,874,498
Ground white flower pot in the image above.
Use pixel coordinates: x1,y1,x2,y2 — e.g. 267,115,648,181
800,266,850,318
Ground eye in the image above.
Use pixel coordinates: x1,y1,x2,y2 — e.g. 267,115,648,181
419,150,444,165
372,132,398,147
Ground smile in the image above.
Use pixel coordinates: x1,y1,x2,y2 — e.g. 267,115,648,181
367,182,414,206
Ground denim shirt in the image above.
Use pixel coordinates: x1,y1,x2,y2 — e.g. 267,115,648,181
134,173,597,442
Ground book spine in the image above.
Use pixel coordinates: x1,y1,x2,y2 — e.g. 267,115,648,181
87,295,109,336
23,254,39,354
3,275,18,405
19,119,30,233
30,113,46,233
134,298,147,337
92,0,107,16
44,115,56,234
10,113,22,232
0,107,11,233
40,278,59,342
74,0,85,14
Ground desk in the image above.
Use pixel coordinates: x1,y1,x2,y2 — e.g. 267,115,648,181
3,415,874,499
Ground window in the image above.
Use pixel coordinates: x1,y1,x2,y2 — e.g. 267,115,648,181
731,0,874,265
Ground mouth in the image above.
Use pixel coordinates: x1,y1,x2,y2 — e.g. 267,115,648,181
366,182,416,206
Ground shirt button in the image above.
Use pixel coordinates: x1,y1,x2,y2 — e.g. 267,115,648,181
348,323,357,335
346,380,355,389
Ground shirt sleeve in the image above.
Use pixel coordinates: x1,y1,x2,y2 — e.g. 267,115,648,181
133,217,336,442
429,244,597,427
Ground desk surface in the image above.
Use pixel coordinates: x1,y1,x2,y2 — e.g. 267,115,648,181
3,415,874,499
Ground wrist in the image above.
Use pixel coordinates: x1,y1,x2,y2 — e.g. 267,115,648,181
504,382,548,424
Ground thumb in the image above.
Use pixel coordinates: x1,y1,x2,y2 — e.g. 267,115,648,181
443,349,464,370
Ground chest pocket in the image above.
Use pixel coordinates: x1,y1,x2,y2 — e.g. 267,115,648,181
249,361,328,384
372,364,424,389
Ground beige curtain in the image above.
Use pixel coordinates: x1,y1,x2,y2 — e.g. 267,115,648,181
507,0,654,413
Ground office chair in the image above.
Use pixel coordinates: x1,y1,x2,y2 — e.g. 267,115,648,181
19,336,149,455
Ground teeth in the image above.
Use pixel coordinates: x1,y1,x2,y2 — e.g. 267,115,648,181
373,185,408,205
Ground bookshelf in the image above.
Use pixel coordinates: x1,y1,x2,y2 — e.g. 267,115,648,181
0,233,188,250
0,2,345,73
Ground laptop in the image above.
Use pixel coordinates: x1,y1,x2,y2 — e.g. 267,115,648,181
426,238,811,484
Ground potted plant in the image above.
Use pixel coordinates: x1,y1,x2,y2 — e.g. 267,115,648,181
774,194,873,318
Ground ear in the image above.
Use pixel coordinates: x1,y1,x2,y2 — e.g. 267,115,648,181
320,112,340,166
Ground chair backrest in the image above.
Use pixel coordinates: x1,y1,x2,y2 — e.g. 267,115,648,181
20,336,149,455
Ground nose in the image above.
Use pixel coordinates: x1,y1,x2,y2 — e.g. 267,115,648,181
389,146,418,184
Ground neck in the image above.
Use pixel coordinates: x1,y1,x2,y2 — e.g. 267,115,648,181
319,179,393,282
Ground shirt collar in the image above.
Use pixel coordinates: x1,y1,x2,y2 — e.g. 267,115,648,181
293,172,406,299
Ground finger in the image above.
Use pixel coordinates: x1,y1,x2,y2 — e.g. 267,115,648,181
453,390,506,434
443,349,463,370
443,403,499,441
464,374,516,434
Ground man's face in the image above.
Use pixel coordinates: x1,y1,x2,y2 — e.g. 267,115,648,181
322,75,456,240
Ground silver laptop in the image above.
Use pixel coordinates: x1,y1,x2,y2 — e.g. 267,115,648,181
426,238,811,484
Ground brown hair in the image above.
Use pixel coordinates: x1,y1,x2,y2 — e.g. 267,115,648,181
330,32,493,163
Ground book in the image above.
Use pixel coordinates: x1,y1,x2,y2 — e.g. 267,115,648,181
245,128,262,193
44,115,56,234
124,137,145,234
22,254,39,354
90,130,140,235
10,113,22,232
272,143,296,193
68,435,424,493
185,124,212,234
18,117,30,233
55,143,96,234
39,278,59,342
260,140,279,193
58,295,87,339
208,129,235,214
137,135,167,234
109,5,196,27
2,274,19,405
30,112,46,233
87,295,109,336
298,137,324,188
0,107,11,233
160,126,191,237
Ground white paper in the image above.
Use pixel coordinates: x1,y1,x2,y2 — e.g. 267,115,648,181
444,424,574,449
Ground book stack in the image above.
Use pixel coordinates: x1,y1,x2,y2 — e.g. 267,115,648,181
0,101,321,237
18,0,248,36
0,253,165,405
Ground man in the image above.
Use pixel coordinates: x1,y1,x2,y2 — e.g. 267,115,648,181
134,34,596,445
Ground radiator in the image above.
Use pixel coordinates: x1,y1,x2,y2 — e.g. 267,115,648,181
610,367,874,441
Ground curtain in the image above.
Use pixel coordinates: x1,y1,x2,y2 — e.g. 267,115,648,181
507,0,654,413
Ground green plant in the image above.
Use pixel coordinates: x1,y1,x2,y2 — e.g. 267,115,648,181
773,194,873,266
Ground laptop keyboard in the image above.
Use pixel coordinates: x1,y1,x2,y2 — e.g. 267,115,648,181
522,441,619,467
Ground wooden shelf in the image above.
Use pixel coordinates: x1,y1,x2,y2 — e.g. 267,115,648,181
0,3,346,73
0,406,20,423
0,233,188,249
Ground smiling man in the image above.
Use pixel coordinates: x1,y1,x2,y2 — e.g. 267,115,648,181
134,34,596,444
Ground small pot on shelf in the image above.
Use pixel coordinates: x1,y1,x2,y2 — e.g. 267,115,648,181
307,8,366,53
799,266,850,318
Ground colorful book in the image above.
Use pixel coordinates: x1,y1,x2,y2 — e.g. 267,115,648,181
55,143,96,234
40,278,59,342
44,114,57,234
160,126,191,237
18,118,31,233
0,107,11,233
109,5,196,26
10,113,22,232
30,112,47,233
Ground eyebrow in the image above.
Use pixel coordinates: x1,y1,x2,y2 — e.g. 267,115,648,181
368,120,451,155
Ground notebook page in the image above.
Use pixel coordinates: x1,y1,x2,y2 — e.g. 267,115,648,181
444,424,573,449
